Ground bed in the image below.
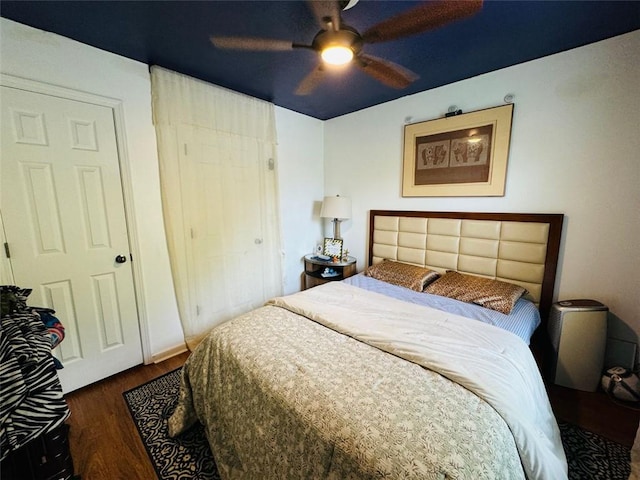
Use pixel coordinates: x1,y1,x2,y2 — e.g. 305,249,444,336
169,210,567,480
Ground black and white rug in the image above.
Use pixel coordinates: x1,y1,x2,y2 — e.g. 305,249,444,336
123,369,220,480
559,421,631,479
124,368,631,480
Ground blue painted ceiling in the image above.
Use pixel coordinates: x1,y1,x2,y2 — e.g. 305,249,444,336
2,1,638,120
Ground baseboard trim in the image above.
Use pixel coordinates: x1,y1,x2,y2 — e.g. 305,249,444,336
150,344,189,364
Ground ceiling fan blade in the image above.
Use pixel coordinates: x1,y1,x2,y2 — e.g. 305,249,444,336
211,36,294,51
356,54,418,89
362,0,483,44
308,0,341,31
295,65,326,95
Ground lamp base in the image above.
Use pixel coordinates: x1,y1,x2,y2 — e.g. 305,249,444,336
332,218,342,240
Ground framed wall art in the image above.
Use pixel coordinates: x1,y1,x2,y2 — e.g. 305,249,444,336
402,104,514,197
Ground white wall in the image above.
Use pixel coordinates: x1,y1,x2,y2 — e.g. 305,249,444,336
275,107,325,294
324,31,640,356
0,18,184,357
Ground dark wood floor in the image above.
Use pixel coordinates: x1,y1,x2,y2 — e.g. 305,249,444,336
64,351,190,479
547,382,640,447
532,337,640,448
63,351,639,479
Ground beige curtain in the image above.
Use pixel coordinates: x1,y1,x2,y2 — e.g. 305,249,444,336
150,66,283,349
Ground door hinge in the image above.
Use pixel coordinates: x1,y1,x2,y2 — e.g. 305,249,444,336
184,143,188,156
3,243,10,259
196,305,200,316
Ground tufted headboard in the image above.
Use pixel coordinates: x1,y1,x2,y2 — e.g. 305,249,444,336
368,210,564,320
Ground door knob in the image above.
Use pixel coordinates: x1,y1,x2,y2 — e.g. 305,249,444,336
115,255,127,264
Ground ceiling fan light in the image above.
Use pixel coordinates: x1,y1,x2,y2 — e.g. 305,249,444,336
321,46,353,66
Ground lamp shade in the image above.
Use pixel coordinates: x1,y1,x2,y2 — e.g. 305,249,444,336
320,196,351,220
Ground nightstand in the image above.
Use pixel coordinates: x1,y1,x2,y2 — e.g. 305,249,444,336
303,254,356,290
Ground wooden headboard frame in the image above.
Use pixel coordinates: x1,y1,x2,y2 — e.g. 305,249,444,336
368,210,564,321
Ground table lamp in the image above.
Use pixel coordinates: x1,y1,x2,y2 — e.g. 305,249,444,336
320,195,351,240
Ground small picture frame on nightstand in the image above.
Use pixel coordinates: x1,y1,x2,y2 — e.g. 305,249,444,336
323,238,343,259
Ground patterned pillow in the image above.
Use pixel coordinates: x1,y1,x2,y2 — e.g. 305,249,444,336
424,271,527,315
365,260,440,292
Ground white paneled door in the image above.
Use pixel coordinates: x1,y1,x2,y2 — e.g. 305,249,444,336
0,86,142,392
181,125,268,329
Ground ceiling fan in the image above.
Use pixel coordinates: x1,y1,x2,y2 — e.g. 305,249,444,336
211,0,483,95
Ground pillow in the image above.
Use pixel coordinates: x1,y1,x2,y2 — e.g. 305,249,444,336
424,271,527,315
365,260,440,292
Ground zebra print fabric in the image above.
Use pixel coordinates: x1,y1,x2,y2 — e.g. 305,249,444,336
0,286,70,461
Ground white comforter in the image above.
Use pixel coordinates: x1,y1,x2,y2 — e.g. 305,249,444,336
268,282,567,480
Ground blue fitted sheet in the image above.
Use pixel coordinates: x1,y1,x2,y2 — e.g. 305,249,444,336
343,273,540,344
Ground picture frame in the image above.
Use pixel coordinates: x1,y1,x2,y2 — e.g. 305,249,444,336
323,237,343,259
402,104,514,197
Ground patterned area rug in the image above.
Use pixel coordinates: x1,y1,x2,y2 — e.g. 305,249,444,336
123,369,220,480
124,368,631,480
560,421,631,480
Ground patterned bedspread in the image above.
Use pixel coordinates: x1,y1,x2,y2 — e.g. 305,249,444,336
169,283,566,480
